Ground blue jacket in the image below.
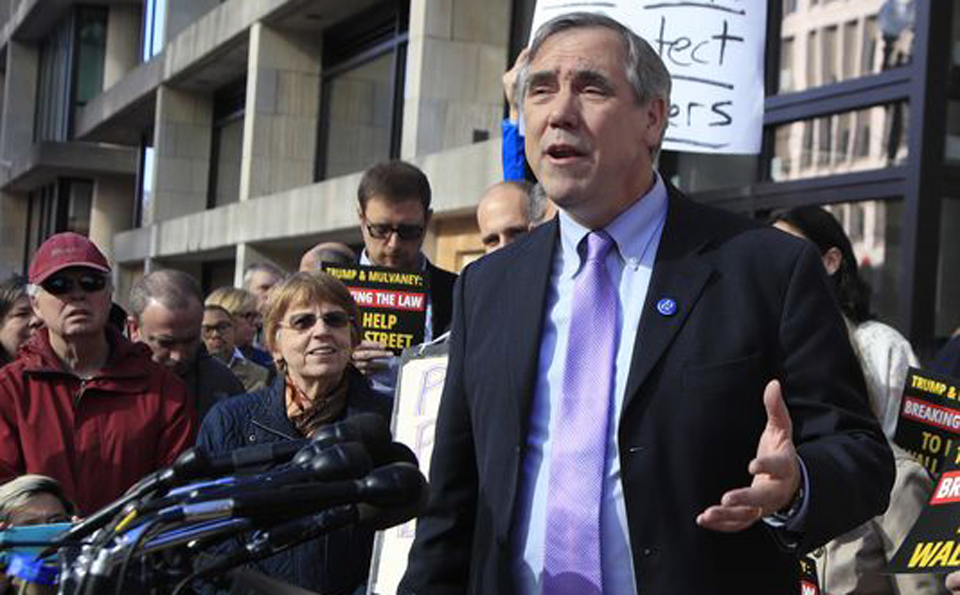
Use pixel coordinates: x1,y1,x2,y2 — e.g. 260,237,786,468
196,366,392,594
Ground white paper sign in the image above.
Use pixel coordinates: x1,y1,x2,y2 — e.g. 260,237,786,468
529,0,766,154
367,351,449,595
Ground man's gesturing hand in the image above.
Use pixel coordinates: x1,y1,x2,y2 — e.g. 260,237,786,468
696,380,801,532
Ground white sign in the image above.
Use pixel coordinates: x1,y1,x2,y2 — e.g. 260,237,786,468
367,350,449,595
530,0,766,154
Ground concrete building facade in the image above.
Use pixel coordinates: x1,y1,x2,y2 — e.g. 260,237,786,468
0,0,955,350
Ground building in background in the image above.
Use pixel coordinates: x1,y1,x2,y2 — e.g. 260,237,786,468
0,0,955,351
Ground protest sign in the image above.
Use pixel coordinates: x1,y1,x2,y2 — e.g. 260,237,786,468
322,263,428,355
888,450,960,574
894,367,960,475
367,342,449,595
529,0,766,154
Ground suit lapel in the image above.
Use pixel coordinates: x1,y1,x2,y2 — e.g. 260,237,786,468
506,220,558,431
495,221,557,541
622,189,716,410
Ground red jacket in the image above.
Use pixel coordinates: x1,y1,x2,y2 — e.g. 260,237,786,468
0,328,196,515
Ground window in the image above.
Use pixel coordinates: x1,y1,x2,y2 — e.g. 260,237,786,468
23,179,94,265
142,0,167,61
842,20,858,81
34,7,107,142
74,7,107,106
208,78,246,208
771,102,909,181
822,25,838,85
780,37,795,93
317,2,408,180
135,129,155,227
778,5,912,95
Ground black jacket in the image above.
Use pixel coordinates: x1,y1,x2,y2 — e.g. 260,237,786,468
400,187,893,595
181,347,246,421
197,366,392,594
425,262,457,337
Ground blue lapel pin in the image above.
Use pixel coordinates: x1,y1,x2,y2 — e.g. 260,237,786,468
656,297,677,316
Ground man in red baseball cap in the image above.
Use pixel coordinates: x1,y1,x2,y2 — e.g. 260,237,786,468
0,232,196,515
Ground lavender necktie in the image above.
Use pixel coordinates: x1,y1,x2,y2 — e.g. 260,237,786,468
544,230,619,594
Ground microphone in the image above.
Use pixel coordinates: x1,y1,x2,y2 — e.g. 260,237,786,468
54,414,391,547
189,469,427,581
173,413,390,481
153,441,375,510
157,462,426,524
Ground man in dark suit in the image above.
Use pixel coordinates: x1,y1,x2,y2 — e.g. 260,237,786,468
351,160,457,392
400,12,894,595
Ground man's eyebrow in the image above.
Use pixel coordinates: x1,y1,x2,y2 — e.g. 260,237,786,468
524,70,556,90
572,69,614,91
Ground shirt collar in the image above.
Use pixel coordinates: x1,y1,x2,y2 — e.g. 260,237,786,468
557,172,668,274
359,249,428,272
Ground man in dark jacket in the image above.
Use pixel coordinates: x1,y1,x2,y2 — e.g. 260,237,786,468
0,233,196,515
128,269,245,420
351,160,458,396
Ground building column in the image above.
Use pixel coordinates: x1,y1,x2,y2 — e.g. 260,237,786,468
239,22,320,202
1,40,38,163
149,85,212,224
103,4,142,90
402,0,510,159
234,243,286,288
165,0,221,45
89,175,135,264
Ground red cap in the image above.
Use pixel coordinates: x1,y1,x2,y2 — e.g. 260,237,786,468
28,233,111,284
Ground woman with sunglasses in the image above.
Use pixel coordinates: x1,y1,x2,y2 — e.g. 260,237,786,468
0,276,40,367
196,271,391,594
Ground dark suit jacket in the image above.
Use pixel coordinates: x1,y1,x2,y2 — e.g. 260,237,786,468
400,188,894,595
426,261,457,337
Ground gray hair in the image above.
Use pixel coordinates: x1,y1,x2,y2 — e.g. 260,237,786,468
242,263,286,289
529,183,549,224
518,12,672,153
0,475,75,524
128,269,202,320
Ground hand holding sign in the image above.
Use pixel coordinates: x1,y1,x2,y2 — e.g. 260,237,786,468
353,339,394,374
697,380,801,532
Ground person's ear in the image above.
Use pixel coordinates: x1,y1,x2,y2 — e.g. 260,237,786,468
424,208,433,227
127,316,141,341
822,247,843,276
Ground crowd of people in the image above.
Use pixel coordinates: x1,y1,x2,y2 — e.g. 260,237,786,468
0,10,957,595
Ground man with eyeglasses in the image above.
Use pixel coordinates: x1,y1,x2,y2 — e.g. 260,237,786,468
201,304,269,393
0,233,196,516
128,270,245,420
353,160,458,394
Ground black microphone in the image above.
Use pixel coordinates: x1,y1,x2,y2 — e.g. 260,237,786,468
174,413,390,481
157,462,426,524
189,470,427,581
53,414,390,548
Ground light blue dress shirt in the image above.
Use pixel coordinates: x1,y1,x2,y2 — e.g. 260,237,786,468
512,174,668,595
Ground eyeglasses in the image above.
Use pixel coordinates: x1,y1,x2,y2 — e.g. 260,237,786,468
365,222,425,241
202,322,233,335
41,273,107,296
238,311,261,323
280,311,353,333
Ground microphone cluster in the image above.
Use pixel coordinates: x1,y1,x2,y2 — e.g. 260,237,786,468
34,413,427,595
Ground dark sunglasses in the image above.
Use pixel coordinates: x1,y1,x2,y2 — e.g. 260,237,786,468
365,222,425,241
282,311,353,332
41,273,107,296
201,322,233,334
